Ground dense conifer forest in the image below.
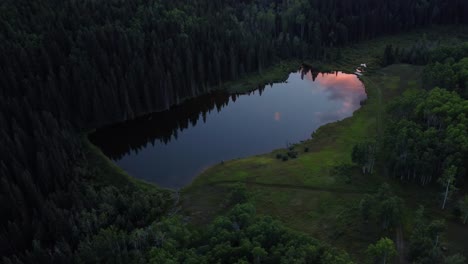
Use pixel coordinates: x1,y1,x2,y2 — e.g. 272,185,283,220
1,0,468,263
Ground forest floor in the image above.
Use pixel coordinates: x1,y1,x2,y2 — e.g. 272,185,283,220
181,26,468,261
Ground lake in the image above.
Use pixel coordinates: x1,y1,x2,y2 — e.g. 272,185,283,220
90,69,367,189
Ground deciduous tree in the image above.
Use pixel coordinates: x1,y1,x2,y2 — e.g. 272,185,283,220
366,237,397,264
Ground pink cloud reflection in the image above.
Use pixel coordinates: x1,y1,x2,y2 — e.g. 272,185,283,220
305,71,367,122
274,112,281,121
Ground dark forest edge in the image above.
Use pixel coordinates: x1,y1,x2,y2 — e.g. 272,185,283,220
1,0,468,262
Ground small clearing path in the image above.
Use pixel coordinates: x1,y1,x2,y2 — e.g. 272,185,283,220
396,226,407,264
207,180,376,194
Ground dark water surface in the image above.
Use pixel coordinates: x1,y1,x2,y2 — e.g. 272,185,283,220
90,70,366,189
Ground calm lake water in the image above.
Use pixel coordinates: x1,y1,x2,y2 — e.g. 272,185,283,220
90,69,366,189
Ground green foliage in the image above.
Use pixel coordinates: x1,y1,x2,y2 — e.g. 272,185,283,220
76,227,132,264
384,87,468,186
359,194,374,222
383,44,396,66
383,43,468,190
408,206,446,264
1,0,468,261
331,162,354,183
395,36,435,65
351,140,377,174
423,47,468,98
430,43,468,63
228,183,249,205
375,184,404,230
287,150,298,159
358,184,404,230
444,253,466,264
251,246,267,264
386,40,468,66
75,203,354,263
438,166,459,209
366,237,397,264
458,195,468,224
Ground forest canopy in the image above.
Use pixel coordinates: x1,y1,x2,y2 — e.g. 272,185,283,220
1,0,468,262
384,44,468,187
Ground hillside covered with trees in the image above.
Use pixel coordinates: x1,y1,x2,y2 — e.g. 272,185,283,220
1,0,468,263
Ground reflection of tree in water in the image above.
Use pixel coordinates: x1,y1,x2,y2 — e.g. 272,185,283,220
300,66,336,81
90,87,265,160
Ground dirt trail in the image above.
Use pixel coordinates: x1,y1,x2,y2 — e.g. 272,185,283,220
169,189,181,216
207,180,376,194
396,226,407,264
